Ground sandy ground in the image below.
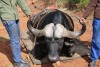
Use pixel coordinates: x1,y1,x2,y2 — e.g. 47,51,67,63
0,0,100,67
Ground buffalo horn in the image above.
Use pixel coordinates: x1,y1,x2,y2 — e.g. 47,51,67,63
27,20,54,37
55,21,86,38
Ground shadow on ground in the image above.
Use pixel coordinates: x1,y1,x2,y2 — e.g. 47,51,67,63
0,37,14,64
0,37,30,65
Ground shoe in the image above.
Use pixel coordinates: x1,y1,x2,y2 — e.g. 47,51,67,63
89,61,96,67
14,60,30,67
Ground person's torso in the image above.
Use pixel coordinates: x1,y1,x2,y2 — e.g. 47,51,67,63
94,0,100,19
0,0,19,20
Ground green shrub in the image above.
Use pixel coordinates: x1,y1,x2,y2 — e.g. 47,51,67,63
40,0,90,10
80,0,90,8
57,0,90,10
69,0,80,3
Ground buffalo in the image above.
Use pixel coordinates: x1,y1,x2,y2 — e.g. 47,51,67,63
27,9,86,62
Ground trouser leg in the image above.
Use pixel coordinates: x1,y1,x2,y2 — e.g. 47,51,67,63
1,20,22,62
90,18,100,61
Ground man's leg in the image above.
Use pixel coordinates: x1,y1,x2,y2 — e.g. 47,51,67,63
1,20,30,67
1,20,22,62
89,18,100,67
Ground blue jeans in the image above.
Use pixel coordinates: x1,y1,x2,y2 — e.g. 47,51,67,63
1,19,22,63
91,18,100,61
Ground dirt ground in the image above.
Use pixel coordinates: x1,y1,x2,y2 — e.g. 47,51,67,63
0,0,100,67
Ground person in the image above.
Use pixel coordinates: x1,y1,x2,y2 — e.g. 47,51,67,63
80,0,100,67
0,0,31,67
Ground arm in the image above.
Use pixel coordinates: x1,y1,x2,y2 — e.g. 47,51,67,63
83,0,97,19
17,0,31,16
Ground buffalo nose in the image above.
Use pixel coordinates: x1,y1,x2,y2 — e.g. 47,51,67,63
49,56,59,61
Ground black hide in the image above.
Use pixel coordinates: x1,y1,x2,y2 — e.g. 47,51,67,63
29,10,76,61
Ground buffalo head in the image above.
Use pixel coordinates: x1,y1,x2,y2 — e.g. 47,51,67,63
27,9,86,62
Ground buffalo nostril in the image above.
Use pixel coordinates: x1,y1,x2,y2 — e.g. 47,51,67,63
49,56,59,61
52,57,57,60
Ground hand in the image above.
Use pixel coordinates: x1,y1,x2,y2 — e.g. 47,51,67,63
80,17,85,22
80,17,87,23
27,14,32,19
